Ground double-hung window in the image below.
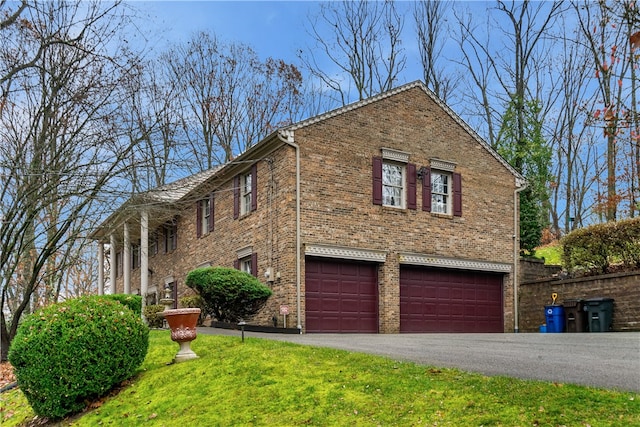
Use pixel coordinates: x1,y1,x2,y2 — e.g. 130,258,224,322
422,159,462,217
164,222,177,252
241,173,252,214
373,148,416,209
234,164,257,219
235,246,258,277
382,162,404,207
431,172,450,214
196,193,214,238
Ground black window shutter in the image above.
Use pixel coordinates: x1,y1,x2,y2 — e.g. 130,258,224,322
407,163,417,210
422,167,432,212
251,164,258,212
372,156,383,205
251,252,258,277
233,175,240,219
208,192,215,232
196,200,202,238
453,172,462,217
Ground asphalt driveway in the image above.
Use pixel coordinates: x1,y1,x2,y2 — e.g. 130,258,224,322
199,328,640,392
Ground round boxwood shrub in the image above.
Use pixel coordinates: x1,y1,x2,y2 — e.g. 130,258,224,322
8,296,149,420
186,266,272,322
99,293,142,315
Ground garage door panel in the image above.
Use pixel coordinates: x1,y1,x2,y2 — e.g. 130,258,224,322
306,258,378,333
400,266,504,333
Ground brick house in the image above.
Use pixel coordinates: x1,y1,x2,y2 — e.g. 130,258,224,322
91,81,525,333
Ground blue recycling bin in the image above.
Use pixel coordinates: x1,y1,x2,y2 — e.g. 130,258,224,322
544,305,565,333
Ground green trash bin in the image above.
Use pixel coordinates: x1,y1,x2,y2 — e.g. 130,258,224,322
584,298,614,332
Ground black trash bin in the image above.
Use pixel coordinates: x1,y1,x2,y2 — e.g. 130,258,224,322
583,298,614,332
563,299,587,332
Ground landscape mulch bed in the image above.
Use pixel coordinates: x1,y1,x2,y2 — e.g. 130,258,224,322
1,362,16,389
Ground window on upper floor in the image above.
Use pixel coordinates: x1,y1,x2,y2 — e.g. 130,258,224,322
242,173,252,214
421,159,462,217
196,193,214,238
431,172,451,214
164,221,177,252
372,148,416,210
234,164,257,219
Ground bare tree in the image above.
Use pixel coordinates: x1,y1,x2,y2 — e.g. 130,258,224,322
119,52,185,193
548,28,599,234
413,0,458,102
165,32,303,169
299,0,406,106
0,0,139,361
574,0,635,221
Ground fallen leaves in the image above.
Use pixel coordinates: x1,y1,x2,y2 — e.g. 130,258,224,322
0,362,16,388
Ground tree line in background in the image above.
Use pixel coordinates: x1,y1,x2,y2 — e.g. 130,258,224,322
0,0,638,360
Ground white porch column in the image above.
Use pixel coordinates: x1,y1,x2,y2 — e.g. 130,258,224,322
97,243,104,295
140,211,149,316
123,222,131,295
109,233,116,294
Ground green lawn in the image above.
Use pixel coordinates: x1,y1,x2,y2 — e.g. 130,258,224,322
2,331,639,426
535,242,563,266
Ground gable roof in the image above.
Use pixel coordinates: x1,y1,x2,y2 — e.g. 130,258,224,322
92,80,524,242
284,80,524,183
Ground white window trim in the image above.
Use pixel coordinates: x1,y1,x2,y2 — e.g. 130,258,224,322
241,172,252,215
431,170,452,215
239,257,252,275
382,148,410,163
201,198,211,233
382,161,406,208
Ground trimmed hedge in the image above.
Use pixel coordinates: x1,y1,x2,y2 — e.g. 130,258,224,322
99,294,142,315
8,296,149,420
562,217,640,273
186,266,272,322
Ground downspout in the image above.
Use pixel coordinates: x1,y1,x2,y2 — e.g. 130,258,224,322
278,129,302,332
513,178,528,333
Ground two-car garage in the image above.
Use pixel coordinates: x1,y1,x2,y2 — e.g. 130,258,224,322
399,266,504,333
305,256,506,333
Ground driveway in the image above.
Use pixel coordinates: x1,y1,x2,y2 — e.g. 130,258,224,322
199,328,640,392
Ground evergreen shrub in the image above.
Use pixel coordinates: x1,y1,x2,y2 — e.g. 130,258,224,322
185,266,272,322
562,217,640,273
8,296,149,420
143,304,166,328
99,293,142,315
179,295,207,325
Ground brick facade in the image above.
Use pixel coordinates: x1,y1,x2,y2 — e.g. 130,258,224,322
101,82,521,333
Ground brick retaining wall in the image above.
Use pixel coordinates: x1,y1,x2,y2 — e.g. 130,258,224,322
519,269,640,332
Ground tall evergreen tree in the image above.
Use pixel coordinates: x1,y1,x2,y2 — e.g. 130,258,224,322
495,96,552,254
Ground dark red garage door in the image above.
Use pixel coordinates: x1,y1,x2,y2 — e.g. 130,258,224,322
305,258,378,333
400,266,504,333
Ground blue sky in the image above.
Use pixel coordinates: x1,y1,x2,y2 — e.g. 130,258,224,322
130,1,496,87
135,1,321,61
